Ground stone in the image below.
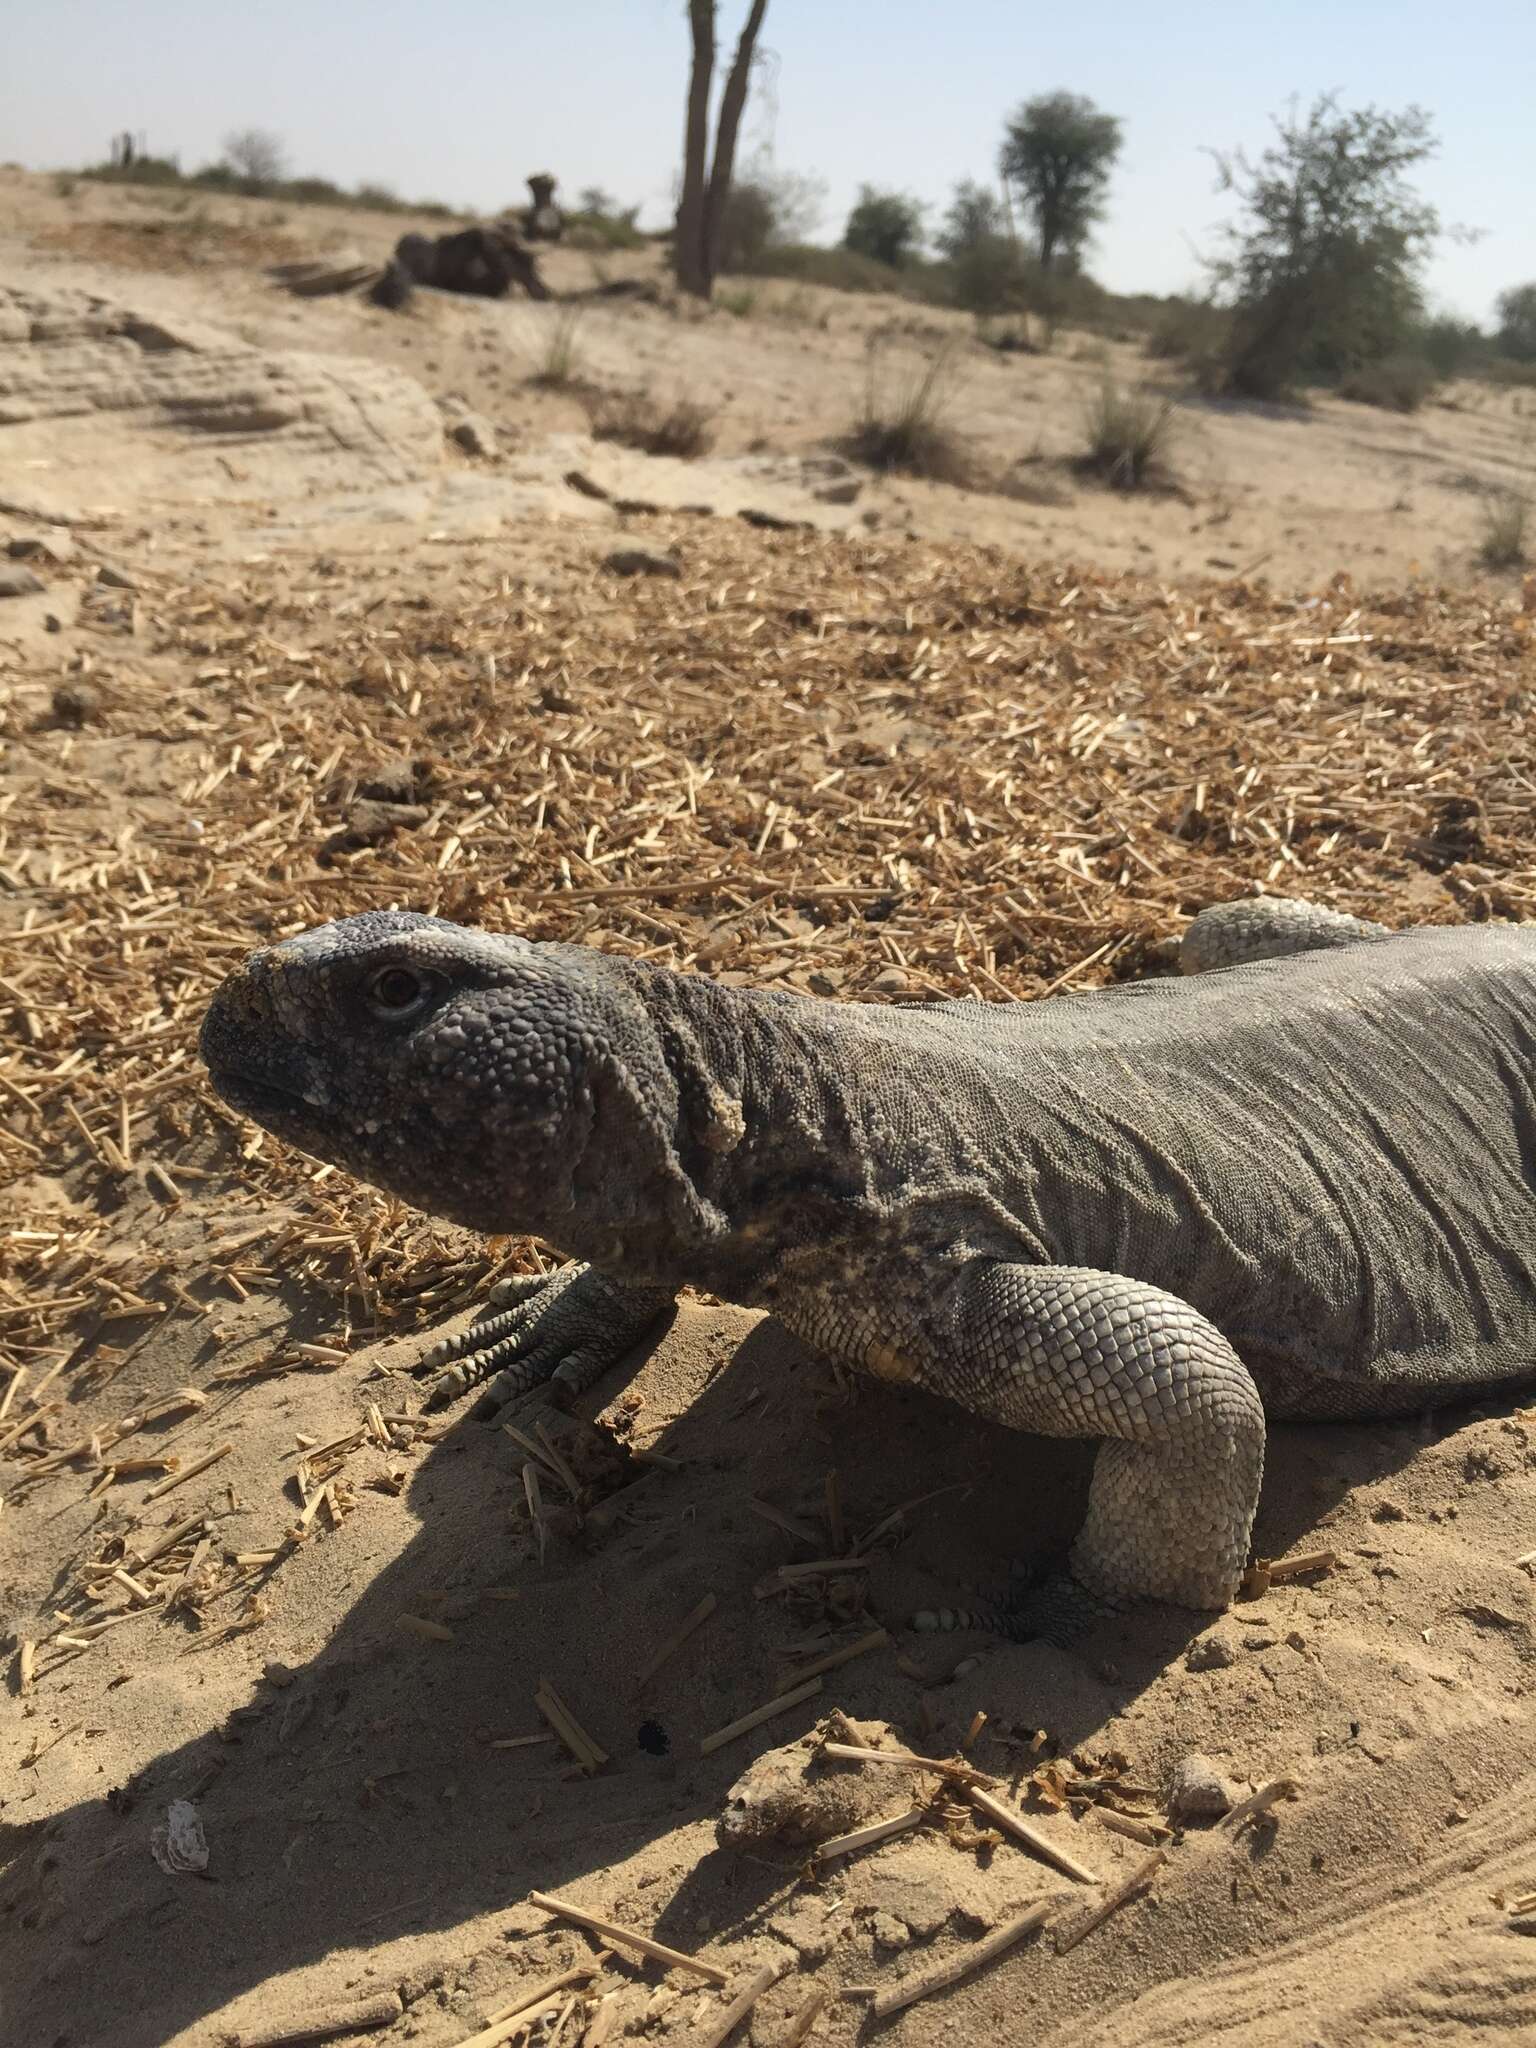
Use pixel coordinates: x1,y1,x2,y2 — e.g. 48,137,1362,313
0,564,42,597
602,547,680,579
447,413,497,459
95,561,137,591
564,470,610,500
7,530,73,563
1185,1630,1238,1671
51,681,102,727
1167,1752,1235,1823
813,478,863,506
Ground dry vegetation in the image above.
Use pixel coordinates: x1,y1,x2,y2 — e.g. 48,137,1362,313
3,528,1533,1420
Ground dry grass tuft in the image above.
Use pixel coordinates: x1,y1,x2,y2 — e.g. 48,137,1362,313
842,339,973,484
1079,378,1178,490
1477,490,1530,569
585,388,718,459
528,306,587,389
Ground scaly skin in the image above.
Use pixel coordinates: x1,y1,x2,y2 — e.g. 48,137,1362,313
199,899,1536,1639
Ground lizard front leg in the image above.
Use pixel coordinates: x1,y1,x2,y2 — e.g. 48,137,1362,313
782,1261,1265,1639
416,1262,674,1418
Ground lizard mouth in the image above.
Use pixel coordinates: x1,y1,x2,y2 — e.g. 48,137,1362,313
206,1066,330,1126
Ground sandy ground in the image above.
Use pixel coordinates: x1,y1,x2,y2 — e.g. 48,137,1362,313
1,169,1534,2048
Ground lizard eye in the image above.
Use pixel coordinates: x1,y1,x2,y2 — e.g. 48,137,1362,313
366,964,436,1019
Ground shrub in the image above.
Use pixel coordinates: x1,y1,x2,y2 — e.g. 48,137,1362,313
843,186,925,268
1079,378,1176,488
1478,491,1530,568
744,243,903,295
528,307,586,389
842,340,971,483
586,389,716,458
1337,353,1438,411
1209,97,1442,401
1144,298,1230,367
716,285,758,319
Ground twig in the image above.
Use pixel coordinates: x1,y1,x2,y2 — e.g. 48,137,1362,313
143,1441,232,1501
634,1592,718,1691
1221,1777,1301,1831
528,1892,727,1984
819,1740,994,1787
871,1898,1060,2019
699,1676,822,1756
783,1625,888,1684
690,1958,790,2048
1053,1850,1166,1953
813,1807,926,1863
231,1991,404,2047
966,1785,1101,1884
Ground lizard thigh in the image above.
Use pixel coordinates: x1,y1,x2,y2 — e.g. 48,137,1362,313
947,1263,1267,1609
1179,896,1388,975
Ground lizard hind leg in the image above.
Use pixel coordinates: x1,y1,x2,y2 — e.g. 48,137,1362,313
1179,896,1389,975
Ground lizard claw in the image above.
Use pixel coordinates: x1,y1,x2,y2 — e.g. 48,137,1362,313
415,1262,673,1418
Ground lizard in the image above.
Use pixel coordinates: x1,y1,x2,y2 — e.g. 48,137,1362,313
198,896,1536,1639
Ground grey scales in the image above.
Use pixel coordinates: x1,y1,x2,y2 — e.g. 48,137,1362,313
199,897,1536,1640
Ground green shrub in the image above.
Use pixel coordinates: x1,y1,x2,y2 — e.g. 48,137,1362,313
1337,353,1438,412
1144,298,1231,366
716,285,759,319
1079,378,1177,488
746,242,904,295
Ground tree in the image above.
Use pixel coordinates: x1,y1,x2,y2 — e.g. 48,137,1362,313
674,0,771,300
1497,283,1536,362
936,180,1006,260
999,93,1121,271
716,149,826,270
1208,96,1442,399
843,186,925,268
222,127,287,191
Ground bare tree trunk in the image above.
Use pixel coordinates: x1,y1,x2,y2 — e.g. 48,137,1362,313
674,0,716,299
700,0,770,293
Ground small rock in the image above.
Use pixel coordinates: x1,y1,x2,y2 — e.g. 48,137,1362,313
1371,1497,1407,1521
603,547,681,579
263,1660,297,1688
739,507,809,532
0,565,44,598
813,479,863,506
870,967,910,995
7,530,74,564
1185,1630,1238,1671
1167,1753,1235,1823
358,758,433,805
613,497,662,516
448,414,497,458
869,1912,910,1952
1242,1631,1279,1651
94,561,137,591
564,470,610,500
51,681,102,728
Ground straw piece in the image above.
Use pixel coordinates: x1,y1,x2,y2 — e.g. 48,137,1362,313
528,1892,727,1984
634,1592,718,1691
143,1442,232,1501
1053,1851,1166,1953
966,1785,1101,1884
689,1960,790,2048
871,1898,1059,2019
699,1677,823,1756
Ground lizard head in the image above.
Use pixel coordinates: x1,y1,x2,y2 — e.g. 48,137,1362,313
199,910,672,1244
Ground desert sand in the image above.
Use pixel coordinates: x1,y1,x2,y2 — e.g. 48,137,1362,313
1,169,1533,2048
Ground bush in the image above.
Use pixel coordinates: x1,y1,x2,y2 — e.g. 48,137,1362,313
586,390,716,458
715,285,758,319
1208,97,1442,401
1337,353,1438,412
528,307,586,389
1144,298,1230,366
744,243,904,295
843,186,925,268
1478,491,1530,568
566,205,646,251
1415,316,1487,380
842,340,971,483
1079,378,1177,488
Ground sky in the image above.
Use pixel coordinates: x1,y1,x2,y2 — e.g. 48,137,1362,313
5,0,1533,323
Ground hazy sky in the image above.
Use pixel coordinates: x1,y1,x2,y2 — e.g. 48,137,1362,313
6,0,1532,321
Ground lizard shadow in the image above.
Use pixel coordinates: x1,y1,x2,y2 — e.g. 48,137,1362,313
1,1304,1492,2045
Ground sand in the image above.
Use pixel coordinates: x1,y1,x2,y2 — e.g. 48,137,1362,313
0,168,1533,2048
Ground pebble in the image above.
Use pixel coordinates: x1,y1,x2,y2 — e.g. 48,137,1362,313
603,547,681,579
447,413,497,458
1185,1630,1238,1671
95,561,137,590
0,564,43,598
1167,1752,1235,1822
7,530,74,563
